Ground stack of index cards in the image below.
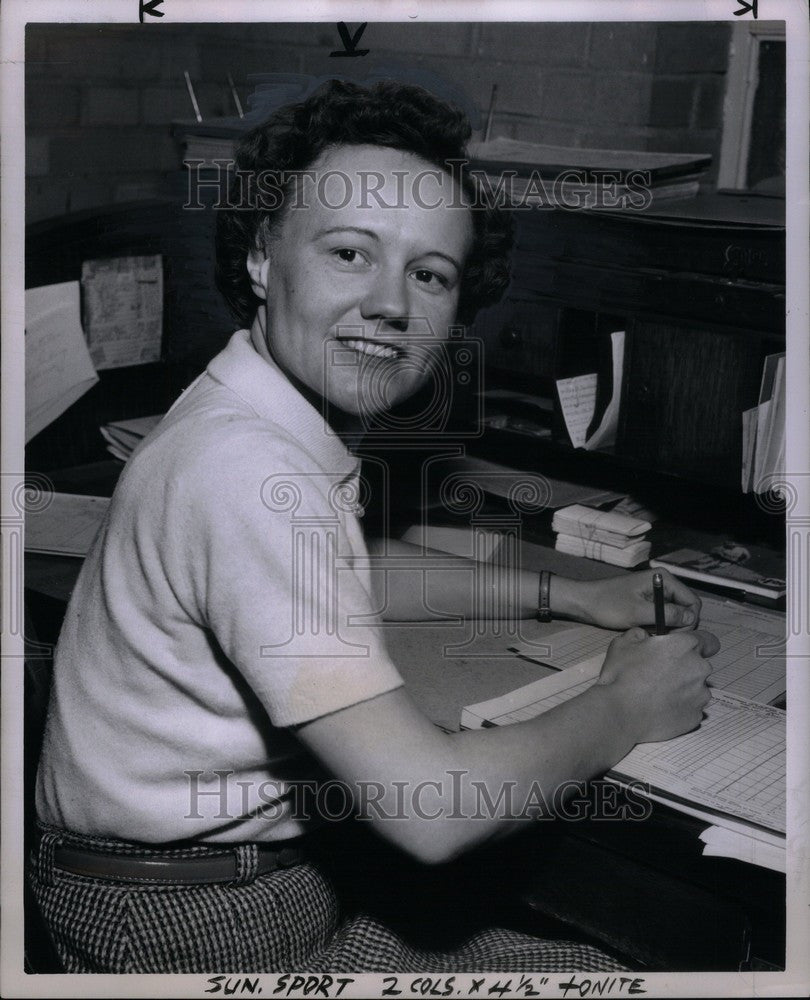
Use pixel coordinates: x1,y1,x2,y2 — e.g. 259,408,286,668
552,504,651,568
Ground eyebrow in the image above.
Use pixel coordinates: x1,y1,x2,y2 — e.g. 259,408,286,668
315,226,464,273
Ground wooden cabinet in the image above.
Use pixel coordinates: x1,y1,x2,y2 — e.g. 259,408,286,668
471,195,785,490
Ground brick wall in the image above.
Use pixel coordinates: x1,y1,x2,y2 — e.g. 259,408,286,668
26,21,731,224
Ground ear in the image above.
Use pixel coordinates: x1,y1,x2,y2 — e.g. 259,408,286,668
247,250,271,300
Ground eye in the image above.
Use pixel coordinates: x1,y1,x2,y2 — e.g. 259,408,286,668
411,268,448,289
333,248,365,265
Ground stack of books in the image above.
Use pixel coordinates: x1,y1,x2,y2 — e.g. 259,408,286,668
552,503,651,568
467,136,711,209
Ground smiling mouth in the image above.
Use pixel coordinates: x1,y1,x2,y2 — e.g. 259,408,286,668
337,338,402,361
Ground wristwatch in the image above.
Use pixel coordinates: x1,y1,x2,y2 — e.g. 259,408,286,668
536,570,553,623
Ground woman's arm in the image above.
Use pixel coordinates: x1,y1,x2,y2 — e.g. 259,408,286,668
295,627,718,865
366,537,701,629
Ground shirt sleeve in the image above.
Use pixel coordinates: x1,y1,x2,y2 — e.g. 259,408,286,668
177,423,404,727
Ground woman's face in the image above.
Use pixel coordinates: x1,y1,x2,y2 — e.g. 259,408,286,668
248,143,474,421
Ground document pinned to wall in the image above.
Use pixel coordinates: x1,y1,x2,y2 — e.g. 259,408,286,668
25,281,99,443
81,255,163,370
556,331,625,451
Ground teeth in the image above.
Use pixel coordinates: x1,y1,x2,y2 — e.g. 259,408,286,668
341,339,399,360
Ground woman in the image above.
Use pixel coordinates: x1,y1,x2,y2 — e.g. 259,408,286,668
32,79,717,974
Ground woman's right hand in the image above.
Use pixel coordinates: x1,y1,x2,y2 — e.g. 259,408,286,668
597,627,720,744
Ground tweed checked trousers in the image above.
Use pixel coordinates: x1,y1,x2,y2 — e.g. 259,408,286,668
30,824,629,974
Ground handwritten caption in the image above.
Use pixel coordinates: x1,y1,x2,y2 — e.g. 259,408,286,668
204,973,647,998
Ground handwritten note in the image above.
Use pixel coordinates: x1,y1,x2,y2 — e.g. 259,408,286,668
25,281,99,443
81,255,163,370
556,373,598,448
556,331,625,451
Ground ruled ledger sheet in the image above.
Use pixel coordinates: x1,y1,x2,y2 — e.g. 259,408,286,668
464,613,787,836
509,594,786,706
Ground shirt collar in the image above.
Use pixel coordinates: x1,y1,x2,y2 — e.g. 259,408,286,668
206,330,358,480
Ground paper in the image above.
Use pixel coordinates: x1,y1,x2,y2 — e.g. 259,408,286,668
608,496,659,523
746,352,786,493
649,548,786,600
741,406,757,492
556,373,597,448
510,623,615,670
552,504,651,545
554,531,651,568
616,690,785,834
100,414,163,462
463,653,786,835
556,331,625,451
584,330,625,450
399,524,502,563
81,255,163,370
510,604,785,706
24,493,110,557
760,354,786,487
25,281,99,443
699,825,786,873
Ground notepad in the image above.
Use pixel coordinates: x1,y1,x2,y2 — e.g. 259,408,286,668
462,655,785,835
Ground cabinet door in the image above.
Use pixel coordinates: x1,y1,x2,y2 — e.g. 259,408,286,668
472,295,557,392
618,321,769,487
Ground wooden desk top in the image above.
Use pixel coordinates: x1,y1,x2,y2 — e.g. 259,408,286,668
23,537,785,971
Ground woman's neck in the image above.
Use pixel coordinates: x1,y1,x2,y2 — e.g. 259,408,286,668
248,313,364,445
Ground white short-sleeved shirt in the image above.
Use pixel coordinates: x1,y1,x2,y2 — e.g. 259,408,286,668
36,330,404,843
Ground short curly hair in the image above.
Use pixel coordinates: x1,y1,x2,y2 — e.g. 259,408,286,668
214,78,513,328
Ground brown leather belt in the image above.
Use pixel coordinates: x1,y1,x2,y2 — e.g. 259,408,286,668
51,841,307,885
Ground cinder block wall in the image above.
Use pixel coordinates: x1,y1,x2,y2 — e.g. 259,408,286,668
25,21,731,224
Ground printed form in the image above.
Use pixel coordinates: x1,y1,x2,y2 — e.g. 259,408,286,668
463,655,785,835
465,595,787,836
510,594,785,706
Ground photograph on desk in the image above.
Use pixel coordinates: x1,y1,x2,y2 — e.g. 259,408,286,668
2,3,809,998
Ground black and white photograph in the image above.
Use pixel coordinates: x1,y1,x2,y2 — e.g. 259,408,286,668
1,2,808,997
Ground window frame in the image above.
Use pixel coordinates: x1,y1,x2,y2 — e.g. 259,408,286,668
717,20,786,191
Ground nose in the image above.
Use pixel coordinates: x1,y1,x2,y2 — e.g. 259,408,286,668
360,265,409,334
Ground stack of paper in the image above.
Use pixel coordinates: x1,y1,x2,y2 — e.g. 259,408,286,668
552,503,651,568
100,414,163,462
25,493,110,558
742,352,785,493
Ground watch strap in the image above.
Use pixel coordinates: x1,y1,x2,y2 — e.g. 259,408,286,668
537,570,553,623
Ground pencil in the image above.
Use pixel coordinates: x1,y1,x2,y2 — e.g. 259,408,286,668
653,572,667,635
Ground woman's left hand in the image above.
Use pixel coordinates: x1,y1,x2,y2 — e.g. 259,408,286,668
559,569,702,631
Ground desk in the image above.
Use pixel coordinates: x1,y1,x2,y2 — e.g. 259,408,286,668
23,539,785,972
